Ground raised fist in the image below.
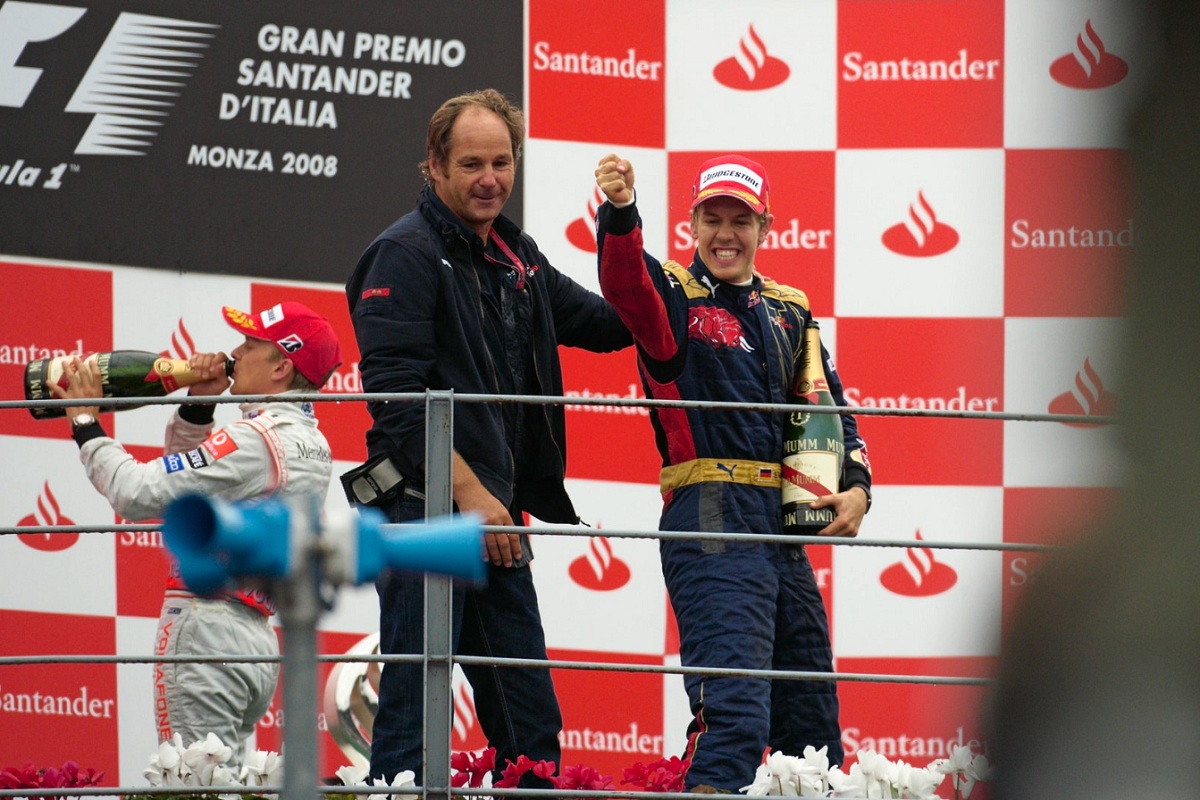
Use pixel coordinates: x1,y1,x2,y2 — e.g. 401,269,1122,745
595,153,635,205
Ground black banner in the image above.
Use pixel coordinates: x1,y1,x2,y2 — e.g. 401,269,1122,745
0,0,524,283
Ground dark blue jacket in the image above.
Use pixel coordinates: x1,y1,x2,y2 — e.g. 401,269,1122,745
347,185,631,523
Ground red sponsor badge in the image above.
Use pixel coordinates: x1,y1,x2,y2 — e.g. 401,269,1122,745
201,429,239,461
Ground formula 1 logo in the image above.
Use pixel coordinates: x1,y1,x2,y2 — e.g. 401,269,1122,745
0,1,217,155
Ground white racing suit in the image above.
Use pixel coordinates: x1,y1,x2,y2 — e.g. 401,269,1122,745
78,394,333,766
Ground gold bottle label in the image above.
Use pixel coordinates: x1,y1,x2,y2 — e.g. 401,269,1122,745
153,358,195,393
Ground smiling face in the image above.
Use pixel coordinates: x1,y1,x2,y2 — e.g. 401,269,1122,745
428,106,516,240
690,195,773,284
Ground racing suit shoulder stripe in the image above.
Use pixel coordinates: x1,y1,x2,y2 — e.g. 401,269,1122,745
663,261,712,300
759,279,810,311
237,416,286,491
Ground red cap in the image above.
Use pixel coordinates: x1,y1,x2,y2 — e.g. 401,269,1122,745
222,302,342,386
690,154,771,215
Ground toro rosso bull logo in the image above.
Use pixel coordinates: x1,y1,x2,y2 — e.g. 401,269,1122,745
688,306,753,352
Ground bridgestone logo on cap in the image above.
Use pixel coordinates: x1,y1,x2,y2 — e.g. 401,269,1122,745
699,164,764,193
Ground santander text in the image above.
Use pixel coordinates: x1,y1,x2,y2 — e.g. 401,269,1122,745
843,50,1000,82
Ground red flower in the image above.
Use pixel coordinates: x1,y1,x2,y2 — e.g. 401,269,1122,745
494,754,557,788
450,747,497,788
622,756,690,793
554,764,615,791
0,761,103,800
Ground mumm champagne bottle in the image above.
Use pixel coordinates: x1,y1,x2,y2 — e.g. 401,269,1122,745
24,350,233,420
782,321,845,533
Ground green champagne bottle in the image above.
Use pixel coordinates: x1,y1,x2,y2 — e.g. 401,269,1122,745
782,321,845,533
24,350,233,420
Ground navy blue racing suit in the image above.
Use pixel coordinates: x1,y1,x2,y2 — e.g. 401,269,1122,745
596,199,870,791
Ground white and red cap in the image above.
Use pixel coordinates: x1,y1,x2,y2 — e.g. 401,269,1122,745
690,154,771,215
222,301,342,386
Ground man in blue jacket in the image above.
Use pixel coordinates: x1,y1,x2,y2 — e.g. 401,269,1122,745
345,88,631,785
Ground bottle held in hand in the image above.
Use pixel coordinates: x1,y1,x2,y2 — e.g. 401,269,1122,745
781,321,845,533
24,350,233,419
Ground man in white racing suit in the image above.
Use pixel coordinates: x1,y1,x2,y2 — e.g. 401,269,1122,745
54,301,342,769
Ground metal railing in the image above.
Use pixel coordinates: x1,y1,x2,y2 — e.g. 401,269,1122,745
0,388,1114,800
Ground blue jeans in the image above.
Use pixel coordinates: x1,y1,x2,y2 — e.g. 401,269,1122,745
369,493,562,785
662,536,842,791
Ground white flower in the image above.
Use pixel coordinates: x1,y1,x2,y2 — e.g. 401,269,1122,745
368,769,418,800
852,749,893,798
740,746,989,800
209,764,238,787
893,761,943,800
745,763,794,796
335,763,371,787
741,747,833,797
742,761,783,796
182,732,235,785
743,751,799,796
144,734,190,787
968,752,994,783
798,745,830,777
241,749,284,787
828,762,869,798
935,745,973,778
935,744,993,800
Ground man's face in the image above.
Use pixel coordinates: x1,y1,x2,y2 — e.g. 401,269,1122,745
690,195,772,284
428,106,515,239
229,336,284,395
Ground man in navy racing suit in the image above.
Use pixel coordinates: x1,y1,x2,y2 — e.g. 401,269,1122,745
593,153,872,792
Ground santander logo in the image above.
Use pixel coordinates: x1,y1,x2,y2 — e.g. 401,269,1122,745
565,186,604,254
1048,358,1117,427
879,531,957,597
1050,20,1128,89
881,191,959,257
568,535,631,591
159,318,197,361
713,24,790,90
17,482,78,551
451,676,484,753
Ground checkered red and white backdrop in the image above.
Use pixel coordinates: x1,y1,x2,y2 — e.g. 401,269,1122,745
0,0,1147,787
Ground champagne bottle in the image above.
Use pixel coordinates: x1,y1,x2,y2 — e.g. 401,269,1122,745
24,350,234,420
782,321,845,533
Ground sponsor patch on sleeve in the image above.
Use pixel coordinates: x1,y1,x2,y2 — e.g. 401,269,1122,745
186,448,209,469
161,453,186,474
201,430,239,461
361,287,391,299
